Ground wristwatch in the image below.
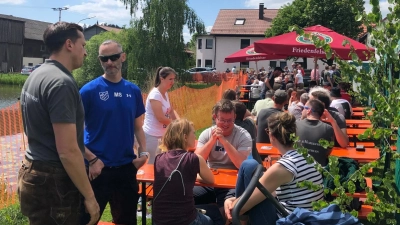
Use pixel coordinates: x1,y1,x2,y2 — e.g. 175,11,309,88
139,152,150,158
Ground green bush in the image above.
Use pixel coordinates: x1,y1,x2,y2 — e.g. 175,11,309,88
0,74,27,86
0,203,28,225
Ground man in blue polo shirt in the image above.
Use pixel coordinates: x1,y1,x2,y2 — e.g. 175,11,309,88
79,40,148,225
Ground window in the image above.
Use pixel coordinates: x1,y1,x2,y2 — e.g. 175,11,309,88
40,45,46,52
270,61,277,69
198,39,202,49
197,59,201,67
205,60,213,68
28,63,33,66
280,61,287,68
240,62,249,69
240,39,250,49
206,39,213,49
235,18,246,25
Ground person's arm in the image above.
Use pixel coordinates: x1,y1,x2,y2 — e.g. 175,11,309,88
196,154,214,184
150,99,172,125
132,115,147,169
84,147,104,181
169,105,180,120
53,123,100,224
264,77,273,90
195,128,217,161
216,128,250,169
225,163,293,219
327,75,333,87
321,109,349,147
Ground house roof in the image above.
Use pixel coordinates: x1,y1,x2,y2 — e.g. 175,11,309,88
210,9,279,35
85,24,122,33
0,14,51,40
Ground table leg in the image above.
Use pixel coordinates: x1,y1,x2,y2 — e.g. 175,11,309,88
353,135,357,147
141,182,146,225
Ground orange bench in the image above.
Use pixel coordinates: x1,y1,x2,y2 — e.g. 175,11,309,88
358,205,373,219
98,223,115,225
138,183,154,198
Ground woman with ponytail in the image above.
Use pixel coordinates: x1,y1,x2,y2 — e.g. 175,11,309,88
224,112,324,225
143,66,180,164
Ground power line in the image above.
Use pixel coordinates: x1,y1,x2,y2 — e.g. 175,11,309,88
52,7,69,22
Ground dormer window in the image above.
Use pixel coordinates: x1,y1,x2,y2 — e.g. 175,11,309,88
235,18,245,25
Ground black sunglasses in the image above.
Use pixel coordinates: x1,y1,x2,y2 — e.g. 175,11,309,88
99,52,123,62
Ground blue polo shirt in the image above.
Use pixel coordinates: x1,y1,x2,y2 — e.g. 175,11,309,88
80,76,145,167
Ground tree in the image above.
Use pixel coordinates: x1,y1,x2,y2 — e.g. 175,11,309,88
265,0,365,65
120,0,205,87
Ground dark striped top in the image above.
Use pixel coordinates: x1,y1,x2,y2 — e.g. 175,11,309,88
276,150,324,213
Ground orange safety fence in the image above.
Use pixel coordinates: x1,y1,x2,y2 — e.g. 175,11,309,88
0,72,247,209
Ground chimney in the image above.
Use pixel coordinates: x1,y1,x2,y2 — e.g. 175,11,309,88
259,3,264,20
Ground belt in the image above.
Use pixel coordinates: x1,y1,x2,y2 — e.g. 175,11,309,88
24,156,67,174
103,163,132,170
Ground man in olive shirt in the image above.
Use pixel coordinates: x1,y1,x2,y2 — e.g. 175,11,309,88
19,22,99,225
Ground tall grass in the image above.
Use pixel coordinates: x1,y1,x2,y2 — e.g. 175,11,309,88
0,74,28,86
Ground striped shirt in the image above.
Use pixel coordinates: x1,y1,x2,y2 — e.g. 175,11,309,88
276,150,324,213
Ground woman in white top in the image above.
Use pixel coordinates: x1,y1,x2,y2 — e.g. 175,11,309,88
224,112,324,225
295,71,304,89
143,66,180,164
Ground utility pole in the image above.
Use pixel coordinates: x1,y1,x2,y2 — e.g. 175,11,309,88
52,7,69,22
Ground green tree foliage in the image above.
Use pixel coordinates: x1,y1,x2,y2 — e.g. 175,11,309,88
266,0,364,39
120,0,205,87
73,30,128,88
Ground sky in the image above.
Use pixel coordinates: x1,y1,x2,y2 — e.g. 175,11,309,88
0,0,391,43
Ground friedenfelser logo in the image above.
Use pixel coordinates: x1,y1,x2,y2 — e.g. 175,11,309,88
296,32,333,44
246,48,259,55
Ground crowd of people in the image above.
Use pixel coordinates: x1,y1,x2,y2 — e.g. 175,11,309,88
17,21,356,225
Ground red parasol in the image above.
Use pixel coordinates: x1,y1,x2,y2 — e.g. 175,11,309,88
224,44,285,63
254,25,374,61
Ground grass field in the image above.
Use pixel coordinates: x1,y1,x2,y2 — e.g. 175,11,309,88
0,73,28,86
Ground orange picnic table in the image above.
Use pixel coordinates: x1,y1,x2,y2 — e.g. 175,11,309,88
256,143,379,162
352,107,367,112
352,111,373,118
136,164,237,224
346,119,372,128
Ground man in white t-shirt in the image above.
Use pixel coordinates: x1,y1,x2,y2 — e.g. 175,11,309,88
194,99,252,209
330,87,352,119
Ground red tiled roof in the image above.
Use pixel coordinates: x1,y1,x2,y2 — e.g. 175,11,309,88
210,9,278,35
98,25,122,32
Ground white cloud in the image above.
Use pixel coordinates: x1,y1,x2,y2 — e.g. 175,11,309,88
364,0,390,18
66,0,142,26
205,26,213,32
0,0,25,4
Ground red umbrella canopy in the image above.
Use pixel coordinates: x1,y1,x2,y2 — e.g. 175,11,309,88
224,44,285,63
254,25,374,61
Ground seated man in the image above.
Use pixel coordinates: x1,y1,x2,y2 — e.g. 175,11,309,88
256,90,288,143
194,99,252,208
297,99,334,166
288,92,308,120
330,87,352,119
232,101,261,164
309,87,349,148
251,90,274,116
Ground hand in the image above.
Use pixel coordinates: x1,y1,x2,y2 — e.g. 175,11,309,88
132,156,147,170
214,127,227,144
320,109,335,124
84,196,100,225
89,158,104,181
224,197,236,221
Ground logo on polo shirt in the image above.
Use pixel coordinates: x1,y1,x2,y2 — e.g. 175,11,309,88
99,91,109,101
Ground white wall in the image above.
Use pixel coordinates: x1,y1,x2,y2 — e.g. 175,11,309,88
196,35,329,72
23,57,44,67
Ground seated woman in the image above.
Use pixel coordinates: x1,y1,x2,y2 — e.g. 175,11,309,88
224,112,324,225
153,119,223,225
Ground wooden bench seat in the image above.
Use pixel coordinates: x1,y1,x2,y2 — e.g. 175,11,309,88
358,205,373,219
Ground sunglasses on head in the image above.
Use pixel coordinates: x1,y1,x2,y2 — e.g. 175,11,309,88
98,52,123,62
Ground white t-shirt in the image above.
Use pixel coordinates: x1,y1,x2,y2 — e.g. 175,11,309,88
331,99,352,117
143,88,171,136
295,73,304,84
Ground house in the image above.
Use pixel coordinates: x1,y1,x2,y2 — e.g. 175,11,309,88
83,24,122,40
196,3,326,72
0,14,51,72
